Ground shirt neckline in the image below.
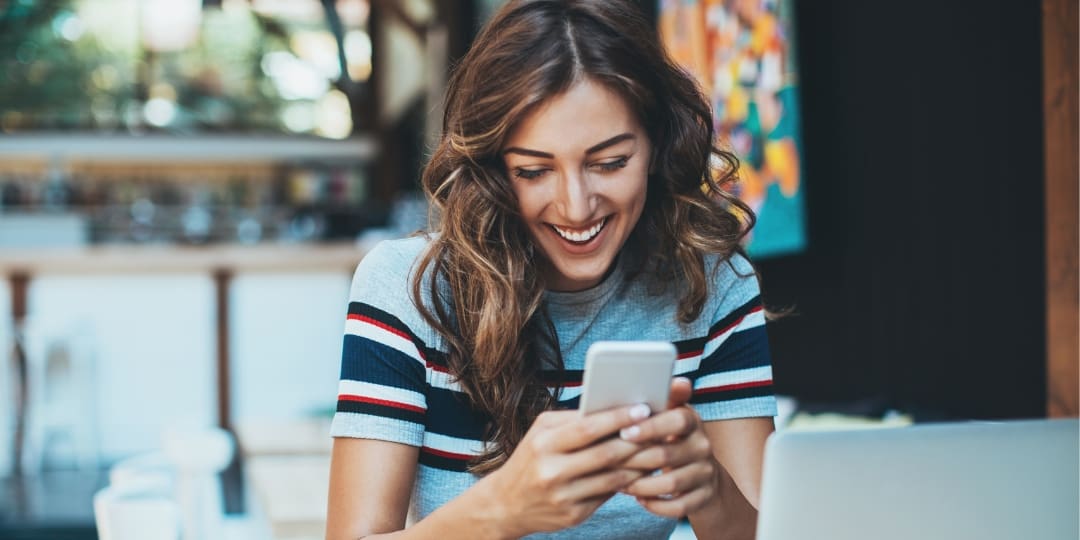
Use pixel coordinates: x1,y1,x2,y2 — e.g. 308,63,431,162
543,254,625,307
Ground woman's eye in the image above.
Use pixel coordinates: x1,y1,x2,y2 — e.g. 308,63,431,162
594,157,629,172
513,168,548,180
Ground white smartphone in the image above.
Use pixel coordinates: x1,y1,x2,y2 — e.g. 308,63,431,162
578,341,677,415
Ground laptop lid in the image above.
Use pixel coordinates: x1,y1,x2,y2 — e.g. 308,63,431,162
756,418,1079,540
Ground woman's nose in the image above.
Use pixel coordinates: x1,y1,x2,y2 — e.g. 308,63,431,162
555,170,597,223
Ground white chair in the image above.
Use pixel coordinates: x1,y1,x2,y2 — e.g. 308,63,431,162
162,426,235,540
93,477,181,540
96,426,235,540
20,316,101,472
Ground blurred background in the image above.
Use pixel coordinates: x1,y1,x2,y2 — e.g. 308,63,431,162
0,0,1075,539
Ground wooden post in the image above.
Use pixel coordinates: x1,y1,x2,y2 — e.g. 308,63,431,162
213,268,233,430
1043,0,1078,417
8,272,29,476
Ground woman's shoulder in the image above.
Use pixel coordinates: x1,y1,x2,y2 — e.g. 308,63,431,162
349,235,433,311
360,234,432,270
703,250,762,316
704,251,755,281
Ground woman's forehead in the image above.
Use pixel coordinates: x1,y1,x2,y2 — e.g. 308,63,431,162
503,80,644,156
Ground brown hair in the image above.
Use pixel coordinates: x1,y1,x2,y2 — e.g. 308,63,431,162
412,0,755,474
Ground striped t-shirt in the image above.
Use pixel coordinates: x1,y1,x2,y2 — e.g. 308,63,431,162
330,236,777,539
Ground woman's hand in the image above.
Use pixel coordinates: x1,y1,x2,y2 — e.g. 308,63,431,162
478,404,652,538
618,377,722,518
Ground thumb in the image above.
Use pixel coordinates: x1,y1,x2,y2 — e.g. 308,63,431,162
667,377,693,409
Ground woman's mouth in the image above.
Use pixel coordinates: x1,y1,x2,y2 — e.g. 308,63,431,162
549,217,608,245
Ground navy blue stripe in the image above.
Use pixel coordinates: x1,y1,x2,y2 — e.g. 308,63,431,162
697,325,772,375
336,400,425,425
419,450,471,472
673,336,707,357
425,388,489,440
422,346,449,368
339,335,426,392
690,383,773,405
707,295,762,337
541,369,583,385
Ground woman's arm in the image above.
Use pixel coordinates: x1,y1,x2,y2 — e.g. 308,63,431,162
685,417,774,540
326,437,512,540
617,379,774,540
326,405,654,540
326,438,413,539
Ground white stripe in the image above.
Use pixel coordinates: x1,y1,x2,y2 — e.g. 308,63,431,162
674,354,703,375
702,309,766,358
694,396,778,420
428,369,462,392
423,431,485,456
695,366,773,390
345,318,425,366
338,380,426,410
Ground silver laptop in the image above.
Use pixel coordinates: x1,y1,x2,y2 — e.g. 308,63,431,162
756,418,1079,540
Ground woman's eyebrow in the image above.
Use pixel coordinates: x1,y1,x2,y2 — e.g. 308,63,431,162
502,147,554,159
501,133,636,159
584,133,635,155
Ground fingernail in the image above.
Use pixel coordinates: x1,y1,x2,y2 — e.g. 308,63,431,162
620,425,640,440
629,404,651,420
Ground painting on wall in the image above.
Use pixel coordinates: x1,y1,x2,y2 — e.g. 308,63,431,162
659,0,806,257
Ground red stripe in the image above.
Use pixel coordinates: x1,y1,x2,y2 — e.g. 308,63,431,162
348,314,411,340
695,379,773,395
421,446,472,461
338,394,425,414
677,350,701,360
544,381,582,388
708,306,764,341
426,361,448,373
347,314,428,361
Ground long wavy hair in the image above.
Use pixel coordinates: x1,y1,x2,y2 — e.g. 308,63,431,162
412,0,756,474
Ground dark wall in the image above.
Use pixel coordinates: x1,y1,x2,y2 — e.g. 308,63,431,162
760,1,1046,419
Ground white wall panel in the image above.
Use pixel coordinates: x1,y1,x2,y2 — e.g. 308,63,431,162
27,275,216,462
230,273,351,423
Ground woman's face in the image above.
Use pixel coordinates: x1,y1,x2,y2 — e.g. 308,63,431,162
502,79,651,292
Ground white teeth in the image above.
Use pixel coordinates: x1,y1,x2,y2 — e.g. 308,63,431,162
552,218,606,243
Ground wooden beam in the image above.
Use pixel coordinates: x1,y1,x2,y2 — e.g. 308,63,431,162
214,268,233,430
1043,0,1078,417
8,272,29,475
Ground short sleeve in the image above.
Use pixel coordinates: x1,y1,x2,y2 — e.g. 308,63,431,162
329,241,428,446
690,255,778,422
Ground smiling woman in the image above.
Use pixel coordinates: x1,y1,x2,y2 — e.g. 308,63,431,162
503,80,651,291
326,1,777,539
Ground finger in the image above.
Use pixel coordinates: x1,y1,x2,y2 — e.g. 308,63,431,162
623,461,714,499
554,468,645,504
550,403,652,452
560,436,643,479
666,377,693,409
618,406,698,444
635,485,714,518
620,434,710,471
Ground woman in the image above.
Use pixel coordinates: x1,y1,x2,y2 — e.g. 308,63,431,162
326,1,776,538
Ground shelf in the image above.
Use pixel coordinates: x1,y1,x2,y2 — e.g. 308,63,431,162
0,133,377,164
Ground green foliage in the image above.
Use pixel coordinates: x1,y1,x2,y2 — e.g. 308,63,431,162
0,1,131,130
